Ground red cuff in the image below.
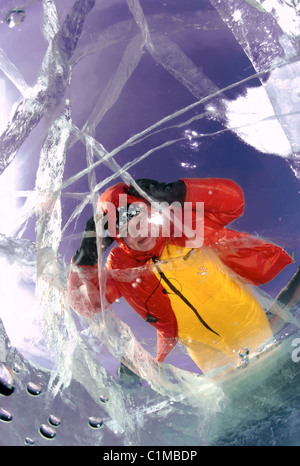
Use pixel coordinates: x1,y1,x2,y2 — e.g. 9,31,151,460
156,332,178,362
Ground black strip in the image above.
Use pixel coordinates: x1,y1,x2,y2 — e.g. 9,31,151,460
276,266,300,306
183,248,194,261
73,217,98,266
153,262,220,337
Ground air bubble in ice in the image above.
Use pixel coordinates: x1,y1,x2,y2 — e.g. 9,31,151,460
49,414,61,427
13,363,23,373
0,407,13,422
39,424,56,439
238,347,250,365
88,416,103,428
27,382,42,396
0,363,15,396
238,347,250,358
6,9,26,28
24,437,35,446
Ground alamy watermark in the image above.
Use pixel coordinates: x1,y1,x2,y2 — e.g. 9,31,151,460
96,194,204,249
292,338,300,363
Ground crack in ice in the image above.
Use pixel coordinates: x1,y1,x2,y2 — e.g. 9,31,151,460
0,0,299,442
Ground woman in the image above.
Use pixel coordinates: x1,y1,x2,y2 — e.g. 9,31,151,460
68,178,293,373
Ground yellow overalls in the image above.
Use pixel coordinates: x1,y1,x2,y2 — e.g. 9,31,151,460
151,244,272,373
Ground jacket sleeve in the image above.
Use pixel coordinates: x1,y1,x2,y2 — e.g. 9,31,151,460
180,178,244,226
215,229,294,285
180,178,293,284
68,216,120,317
156,331,178,362
68,261,121,318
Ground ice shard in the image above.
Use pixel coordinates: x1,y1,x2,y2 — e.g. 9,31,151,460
210,0,300,174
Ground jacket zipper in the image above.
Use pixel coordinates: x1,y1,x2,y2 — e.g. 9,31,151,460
153,261,220,337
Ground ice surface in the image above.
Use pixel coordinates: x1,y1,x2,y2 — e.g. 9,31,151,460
0,0,299,446
211,0,300,176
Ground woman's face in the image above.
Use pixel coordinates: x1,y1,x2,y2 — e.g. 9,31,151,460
119,202,159,252
122,231,158,251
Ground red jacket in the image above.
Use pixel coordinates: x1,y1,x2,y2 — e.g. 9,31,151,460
68,178,293,361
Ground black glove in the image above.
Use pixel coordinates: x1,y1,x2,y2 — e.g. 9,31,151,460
72,216,114,266
127,179,186,206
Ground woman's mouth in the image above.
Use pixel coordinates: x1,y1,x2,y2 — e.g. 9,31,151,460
136,235,157,250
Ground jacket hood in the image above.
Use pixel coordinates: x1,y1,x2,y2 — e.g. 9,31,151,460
97,182,167,262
